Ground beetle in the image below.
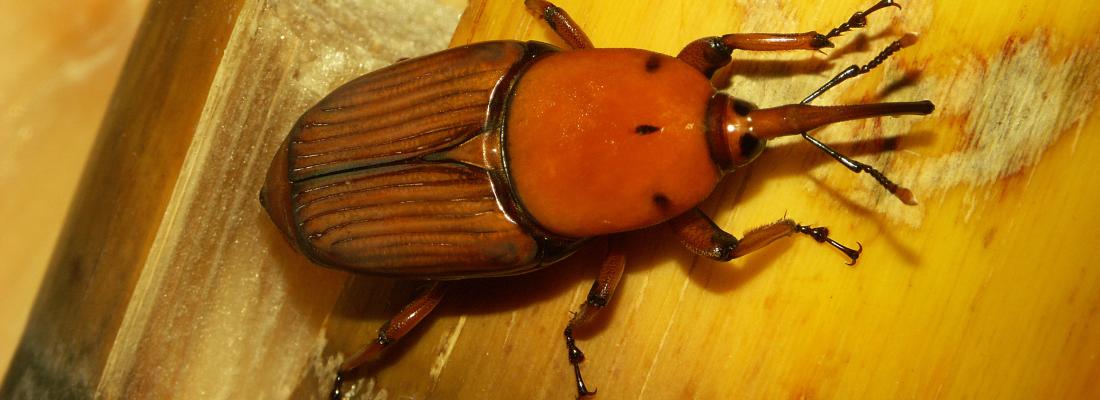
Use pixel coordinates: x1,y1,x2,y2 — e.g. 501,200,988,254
258,0,933,397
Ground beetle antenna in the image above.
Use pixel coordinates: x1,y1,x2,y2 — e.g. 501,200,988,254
802,33,917,104
797,34,923,205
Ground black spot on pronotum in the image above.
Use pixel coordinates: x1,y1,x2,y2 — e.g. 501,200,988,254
652,193,671,210
635,125,661,135
645,54,662,72
739,133,761,158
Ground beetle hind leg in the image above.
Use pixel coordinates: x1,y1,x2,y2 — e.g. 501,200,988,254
331,282,446,400
562,238,626,397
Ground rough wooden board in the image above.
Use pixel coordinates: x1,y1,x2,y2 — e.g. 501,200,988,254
325,0,1100,399
0,1,249,398
1,1,462,399
95,2,462,398
0,0,148,382
117,0,462,398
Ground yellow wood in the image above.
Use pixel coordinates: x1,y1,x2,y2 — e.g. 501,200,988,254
0,0,148,381
329,1,1100,399
1,1,462,398
1,1,249,396
6,0,1099,399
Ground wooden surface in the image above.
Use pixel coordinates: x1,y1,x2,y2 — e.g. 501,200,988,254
1,1,249,397
1,0,462,398
335,1,1100,399
5,0,1100,399
0,0,148,382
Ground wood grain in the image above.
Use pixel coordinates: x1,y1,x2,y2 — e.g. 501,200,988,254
0,0,148,383
1,1,248,397
1,0,462,398
330,1,1100,399
5,0,1099,399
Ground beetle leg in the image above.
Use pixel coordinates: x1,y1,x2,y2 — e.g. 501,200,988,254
525,0,594,49
332,282,446,400
666,208,741,261
668,208,862,265
676,0,901,78
677,32,833,78
563,237,626,397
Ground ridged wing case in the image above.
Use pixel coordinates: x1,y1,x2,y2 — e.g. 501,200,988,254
261,41,553,278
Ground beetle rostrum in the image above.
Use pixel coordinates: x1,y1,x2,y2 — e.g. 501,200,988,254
257,0,934,398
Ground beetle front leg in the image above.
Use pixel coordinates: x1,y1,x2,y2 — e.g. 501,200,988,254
525,0,594,49
668,208,862,264
563,238,625,397
677,33,833,77
676,0,901,78
332,282,446,400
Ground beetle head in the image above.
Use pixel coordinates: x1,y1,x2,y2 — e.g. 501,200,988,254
706,93,934,174
705,94,765,172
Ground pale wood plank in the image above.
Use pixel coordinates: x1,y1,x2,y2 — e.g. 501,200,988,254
2,1,462,398
0,0,148,382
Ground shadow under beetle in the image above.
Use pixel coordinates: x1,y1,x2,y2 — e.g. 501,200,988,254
258,0,933,397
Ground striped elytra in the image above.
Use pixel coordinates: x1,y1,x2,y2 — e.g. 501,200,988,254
287,41,526,182
261,40,584,279
291,163,538,278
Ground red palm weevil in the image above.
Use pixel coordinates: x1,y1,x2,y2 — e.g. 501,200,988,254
258,0,933,397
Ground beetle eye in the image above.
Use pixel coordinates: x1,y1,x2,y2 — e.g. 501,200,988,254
736,133,765,166
731,99,757,116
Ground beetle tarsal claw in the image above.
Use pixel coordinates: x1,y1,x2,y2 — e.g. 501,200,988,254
573,363,597,398
795,225,863,264
844,242,864,266
867,0,903,15
824,0,903,40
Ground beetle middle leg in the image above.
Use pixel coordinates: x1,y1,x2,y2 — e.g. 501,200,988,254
668,208,862,265
677,0,901,78
524,0,594,49
332,282,446,400
563,237,626,397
